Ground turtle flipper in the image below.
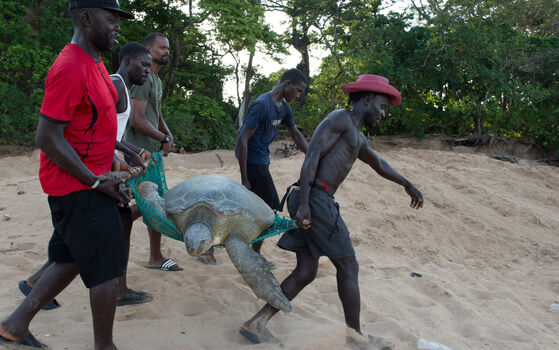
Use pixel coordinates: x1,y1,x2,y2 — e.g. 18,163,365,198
224,235,292,312
136,181,166,217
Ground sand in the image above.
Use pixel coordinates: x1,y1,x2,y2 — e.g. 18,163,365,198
0,139,558,349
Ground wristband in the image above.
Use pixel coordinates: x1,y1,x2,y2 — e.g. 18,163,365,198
139,148,145,156
91,178,100,189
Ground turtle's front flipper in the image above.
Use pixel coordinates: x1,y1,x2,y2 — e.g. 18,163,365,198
136,181,166,217
225,235,292,312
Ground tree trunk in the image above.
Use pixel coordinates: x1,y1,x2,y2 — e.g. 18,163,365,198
291,23,310,106
236,51,254,130
162,33,180,101
473,115,483,136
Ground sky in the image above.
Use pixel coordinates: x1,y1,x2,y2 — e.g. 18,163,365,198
221,0,412,103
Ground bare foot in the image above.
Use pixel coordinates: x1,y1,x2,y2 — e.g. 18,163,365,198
239,322,279,344
0,322,42,348
346,328,402,350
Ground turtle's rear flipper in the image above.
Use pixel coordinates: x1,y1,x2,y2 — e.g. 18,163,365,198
225,235,292,312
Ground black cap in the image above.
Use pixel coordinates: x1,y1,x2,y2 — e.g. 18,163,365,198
69,0,134,19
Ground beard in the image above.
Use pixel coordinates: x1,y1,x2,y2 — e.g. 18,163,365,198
364,111,379,128
153,55,169,65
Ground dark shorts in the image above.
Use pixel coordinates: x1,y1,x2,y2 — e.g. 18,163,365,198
277,186,355,259
48,190,126,288
247,163,280,210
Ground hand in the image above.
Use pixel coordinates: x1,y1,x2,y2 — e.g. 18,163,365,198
140,149,155,166
112,156,130,172
405,184,423,209
168,134,175,152
95,175,130,203
241,179,251,190
128,151,147,172
162,142,171,157
295,204,311,230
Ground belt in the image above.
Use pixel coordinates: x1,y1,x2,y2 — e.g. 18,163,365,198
279,178,332,211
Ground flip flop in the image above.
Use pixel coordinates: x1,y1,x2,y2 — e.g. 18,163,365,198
18,281,60,310
116,289,153,307
146,258,183,271
0,332,43,348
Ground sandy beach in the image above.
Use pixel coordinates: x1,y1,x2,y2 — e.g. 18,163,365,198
0,139,558,349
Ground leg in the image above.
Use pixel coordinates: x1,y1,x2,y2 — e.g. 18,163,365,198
18,260,62,310
146,227,182,271
115,207,152,306
0,262,78,341
251,240,263,254
330,255,361,333
240,251,318,343
26,260,53,287
117,208,132,297
330,257,401,349
89,278,119,350
130,204,142,221
246,163,280,265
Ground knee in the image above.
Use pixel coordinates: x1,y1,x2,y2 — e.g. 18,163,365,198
294,266,317,286
336,257,359,277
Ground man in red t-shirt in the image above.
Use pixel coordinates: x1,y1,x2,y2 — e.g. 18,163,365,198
0,1,134,348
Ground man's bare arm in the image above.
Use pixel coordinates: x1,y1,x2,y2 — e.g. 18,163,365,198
129,98,167,141
296,115,347,228
36,117,128,202
111,77,126,114
158,110,174,155
115,141,146,170
236,126,257,190
287,125,308,154
358,135,423,209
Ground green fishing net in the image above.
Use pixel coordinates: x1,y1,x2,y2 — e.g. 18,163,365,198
126,152,297,246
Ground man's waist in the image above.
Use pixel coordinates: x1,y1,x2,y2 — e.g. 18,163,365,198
291,178,334,197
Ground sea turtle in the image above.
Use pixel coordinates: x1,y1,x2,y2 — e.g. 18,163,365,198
136,175,292,311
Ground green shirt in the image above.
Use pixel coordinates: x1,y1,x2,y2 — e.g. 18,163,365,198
123,72,162,152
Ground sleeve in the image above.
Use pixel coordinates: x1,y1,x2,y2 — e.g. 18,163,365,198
130,77,152,101
243,99,267,129
281,102,295,127
39,61,86,123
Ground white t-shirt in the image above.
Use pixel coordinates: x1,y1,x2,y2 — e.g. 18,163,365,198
110,73,131,142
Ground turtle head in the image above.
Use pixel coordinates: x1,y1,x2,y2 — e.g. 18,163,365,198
184,222,212,256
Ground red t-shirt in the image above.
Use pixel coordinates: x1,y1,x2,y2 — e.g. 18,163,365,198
39,43,118,196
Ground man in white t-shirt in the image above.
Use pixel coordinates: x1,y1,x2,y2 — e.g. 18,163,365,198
110,42,155,306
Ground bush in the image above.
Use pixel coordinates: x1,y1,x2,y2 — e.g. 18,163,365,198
0,83,38,145
163,94,236,151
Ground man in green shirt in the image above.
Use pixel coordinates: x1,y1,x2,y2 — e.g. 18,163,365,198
123,32,181,271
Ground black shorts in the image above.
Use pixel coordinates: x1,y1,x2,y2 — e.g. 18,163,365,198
247,163,280,210
277,186,355,259
47,190,126,288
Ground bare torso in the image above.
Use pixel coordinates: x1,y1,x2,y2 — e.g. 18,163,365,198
313,109,365,194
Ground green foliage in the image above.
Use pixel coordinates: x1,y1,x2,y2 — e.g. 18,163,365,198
0,0,557,158
163,94,236,152
0,83,38,145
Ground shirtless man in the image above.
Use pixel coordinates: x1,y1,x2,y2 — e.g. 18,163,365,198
239,74,423,349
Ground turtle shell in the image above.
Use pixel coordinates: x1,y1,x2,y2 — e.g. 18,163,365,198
164,175,275,244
